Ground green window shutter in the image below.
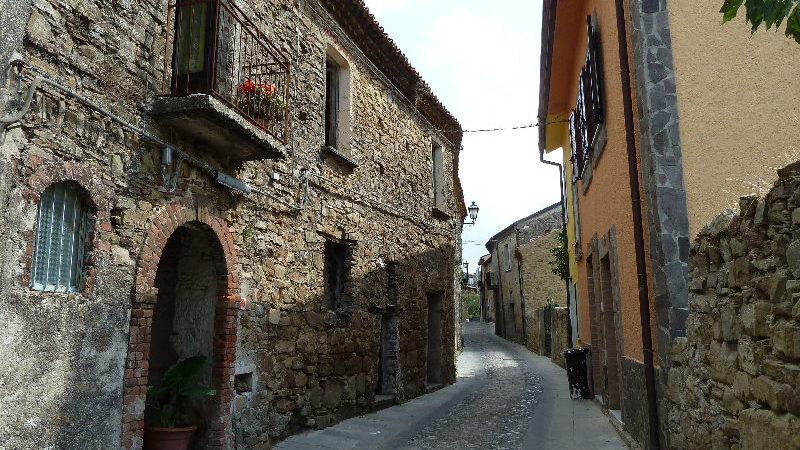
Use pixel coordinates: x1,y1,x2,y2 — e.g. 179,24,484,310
31,182,90,293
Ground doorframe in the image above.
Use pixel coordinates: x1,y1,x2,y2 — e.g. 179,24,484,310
121,196,241,450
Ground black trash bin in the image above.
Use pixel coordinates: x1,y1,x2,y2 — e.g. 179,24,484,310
562,347,591,399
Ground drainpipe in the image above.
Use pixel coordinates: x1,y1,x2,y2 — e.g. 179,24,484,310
539,149,572,347
614,0,659,447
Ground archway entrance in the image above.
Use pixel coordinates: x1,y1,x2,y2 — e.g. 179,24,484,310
121,200,240,450
145,222,224,447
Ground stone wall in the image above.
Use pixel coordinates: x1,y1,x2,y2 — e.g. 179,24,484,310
0,0,464,448
666,163,800,449
550,307,569,368
519,231,566,354
487,204,561,345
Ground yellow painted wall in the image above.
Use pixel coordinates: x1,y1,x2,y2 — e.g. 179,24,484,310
669,2,800,236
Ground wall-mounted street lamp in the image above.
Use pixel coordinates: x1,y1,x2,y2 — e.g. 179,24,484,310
464,201,479,225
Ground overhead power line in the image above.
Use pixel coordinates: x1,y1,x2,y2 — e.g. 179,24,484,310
424,119,569,134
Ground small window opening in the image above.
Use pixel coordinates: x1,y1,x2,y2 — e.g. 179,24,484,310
234,372,253,393
431,143,445,210
324,47,351,154
31,181,93,293
324,240,349,310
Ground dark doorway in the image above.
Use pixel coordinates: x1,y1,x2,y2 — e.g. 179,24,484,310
146,222,226,448
426,293,443,386
600,255,622,411
376,314,399,396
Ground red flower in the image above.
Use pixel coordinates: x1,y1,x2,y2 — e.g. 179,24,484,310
260,83,276,95
239,79,256,93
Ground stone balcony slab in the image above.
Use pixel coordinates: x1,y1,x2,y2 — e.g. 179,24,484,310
150,94,287,163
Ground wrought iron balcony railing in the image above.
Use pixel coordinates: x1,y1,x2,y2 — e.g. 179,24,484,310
162,0,290,144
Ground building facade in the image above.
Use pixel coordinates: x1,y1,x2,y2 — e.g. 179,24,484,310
477,253,493,322
539,0,800,448
0,0,466,448
485,203,562,344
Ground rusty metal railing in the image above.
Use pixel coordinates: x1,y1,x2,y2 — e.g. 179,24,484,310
163,0,290,144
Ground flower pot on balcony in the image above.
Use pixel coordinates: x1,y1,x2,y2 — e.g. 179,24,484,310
143,425,197,450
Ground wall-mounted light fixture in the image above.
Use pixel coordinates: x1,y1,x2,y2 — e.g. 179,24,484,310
463,201,479,225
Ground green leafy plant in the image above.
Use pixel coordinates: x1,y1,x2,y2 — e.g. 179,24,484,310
234,79,285,123
549,230,568,281
720,0,800,44
147,356,216,428
463,290,481,318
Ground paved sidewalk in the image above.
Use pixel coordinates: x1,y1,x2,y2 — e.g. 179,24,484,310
276,322,627,449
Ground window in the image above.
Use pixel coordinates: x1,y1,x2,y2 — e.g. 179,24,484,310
504,243,511,271
170,0,216,94
31,182,92,292
324,47,351,154
324,239,349,310
570,14,604,182
431,142,445,210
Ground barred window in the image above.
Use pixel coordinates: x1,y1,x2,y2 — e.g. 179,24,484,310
31,182,92,292
571,14,604,182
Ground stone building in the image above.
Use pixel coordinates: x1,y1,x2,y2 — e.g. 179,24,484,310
518,230,567,355
477,253,493,322
538,0,800,448
0,0,466,448
484,203,562,344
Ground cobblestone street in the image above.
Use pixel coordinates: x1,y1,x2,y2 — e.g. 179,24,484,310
277,321,627,449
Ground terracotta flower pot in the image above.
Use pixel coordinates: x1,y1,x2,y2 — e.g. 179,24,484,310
143,425,197,450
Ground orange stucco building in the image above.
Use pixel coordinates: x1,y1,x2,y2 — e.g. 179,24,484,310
539,0,661,446
540,1,800,449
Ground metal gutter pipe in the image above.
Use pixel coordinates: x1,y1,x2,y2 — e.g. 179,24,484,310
539,149,572,346
614,0,659,447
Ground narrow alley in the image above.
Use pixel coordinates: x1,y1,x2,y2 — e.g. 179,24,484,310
277,321,627,450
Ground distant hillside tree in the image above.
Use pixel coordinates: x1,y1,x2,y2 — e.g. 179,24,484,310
720,0,800,43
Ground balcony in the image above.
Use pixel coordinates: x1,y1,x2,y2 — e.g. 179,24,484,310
150,0,290,162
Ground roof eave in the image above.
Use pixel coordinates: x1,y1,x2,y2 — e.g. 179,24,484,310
538,0,558,152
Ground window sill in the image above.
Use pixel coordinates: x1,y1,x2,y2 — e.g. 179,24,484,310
321,145,358,170
431,207,450,221
150,94,288,163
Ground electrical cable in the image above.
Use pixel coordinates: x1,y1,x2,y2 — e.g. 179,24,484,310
423,119,569,135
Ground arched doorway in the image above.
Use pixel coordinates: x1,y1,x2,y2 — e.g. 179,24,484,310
122,200,240,450
146,222,224,446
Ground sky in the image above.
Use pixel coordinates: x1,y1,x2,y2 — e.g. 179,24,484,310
362,0,562,272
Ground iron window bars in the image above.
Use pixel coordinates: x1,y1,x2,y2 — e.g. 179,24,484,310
31,182,91,293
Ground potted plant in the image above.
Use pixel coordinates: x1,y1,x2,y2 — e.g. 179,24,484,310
234,79,285,125
144,356,216,450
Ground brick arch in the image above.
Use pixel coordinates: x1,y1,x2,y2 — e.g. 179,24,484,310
21,159,112,291
122,196,240,450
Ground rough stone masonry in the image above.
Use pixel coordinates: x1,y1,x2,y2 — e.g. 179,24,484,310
667,162,800,449
0,0,466,448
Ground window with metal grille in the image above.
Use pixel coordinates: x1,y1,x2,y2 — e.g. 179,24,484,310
31,182,92,292
570,14,604,182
